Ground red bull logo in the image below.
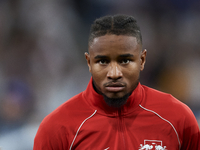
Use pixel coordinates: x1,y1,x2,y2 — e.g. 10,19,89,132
139,140,167,150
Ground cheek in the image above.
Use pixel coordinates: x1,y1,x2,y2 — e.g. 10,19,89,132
90,65,107,82
123,64,141,83
124,62,141,75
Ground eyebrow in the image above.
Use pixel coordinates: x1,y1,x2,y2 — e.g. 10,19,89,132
94,55,108,59
94,54,134,59
119,54,134,58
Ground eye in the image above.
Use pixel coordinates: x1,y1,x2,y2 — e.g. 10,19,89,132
98,59,109,65
120,59,130,64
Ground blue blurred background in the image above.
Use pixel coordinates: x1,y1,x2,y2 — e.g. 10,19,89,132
0,0,200,149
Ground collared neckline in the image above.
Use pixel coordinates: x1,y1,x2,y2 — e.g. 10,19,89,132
83,78,145,116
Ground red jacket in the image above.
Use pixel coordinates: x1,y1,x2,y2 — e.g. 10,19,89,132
34,78,200,150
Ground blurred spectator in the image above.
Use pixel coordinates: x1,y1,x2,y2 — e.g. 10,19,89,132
0,79,34,134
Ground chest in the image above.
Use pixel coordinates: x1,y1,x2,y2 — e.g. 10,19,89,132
70,113,180,150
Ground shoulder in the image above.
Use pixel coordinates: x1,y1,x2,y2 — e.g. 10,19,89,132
141,85,199,146
141,85,197,124
35,92,94,136
34,92,96,149
142,85,173,101
142,85,187,108
40,92,94,128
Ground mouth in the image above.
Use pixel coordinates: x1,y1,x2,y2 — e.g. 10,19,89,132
104,82,126,92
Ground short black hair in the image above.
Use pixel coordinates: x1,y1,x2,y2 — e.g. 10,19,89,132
88,14,142,46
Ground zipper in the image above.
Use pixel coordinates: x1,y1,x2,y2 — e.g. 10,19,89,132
118,109,126,149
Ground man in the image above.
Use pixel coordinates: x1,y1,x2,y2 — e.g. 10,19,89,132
34,14,199,150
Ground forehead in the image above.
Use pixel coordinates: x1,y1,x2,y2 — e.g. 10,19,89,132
89,35,141,55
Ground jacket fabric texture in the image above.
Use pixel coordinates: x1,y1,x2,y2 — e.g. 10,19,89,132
34,78,200,150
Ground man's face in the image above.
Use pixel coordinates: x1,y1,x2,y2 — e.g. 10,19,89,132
85,34,146,99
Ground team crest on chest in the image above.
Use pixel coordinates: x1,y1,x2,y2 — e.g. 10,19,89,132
139,140,167,150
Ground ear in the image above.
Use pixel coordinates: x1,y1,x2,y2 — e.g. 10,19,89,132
140,49,147,71
85,52,91,72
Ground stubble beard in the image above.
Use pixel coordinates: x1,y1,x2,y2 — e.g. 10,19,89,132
102,92,131,108
92,80,132,108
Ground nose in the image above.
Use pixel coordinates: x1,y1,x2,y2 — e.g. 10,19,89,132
107,62,122,80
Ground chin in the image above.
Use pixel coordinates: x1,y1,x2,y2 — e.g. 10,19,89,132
105,92,125,99
103,92,131,108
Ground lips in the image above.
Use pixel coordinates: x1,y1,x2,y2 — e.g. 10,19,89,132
104,82,125,92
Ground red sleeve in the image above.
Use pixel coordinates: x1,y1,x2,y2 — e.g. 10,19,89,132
180,106,200,150
33,118,69,150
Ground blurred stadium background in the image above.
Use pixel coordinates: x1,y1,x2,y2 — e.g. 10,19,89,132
0,0,200,149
